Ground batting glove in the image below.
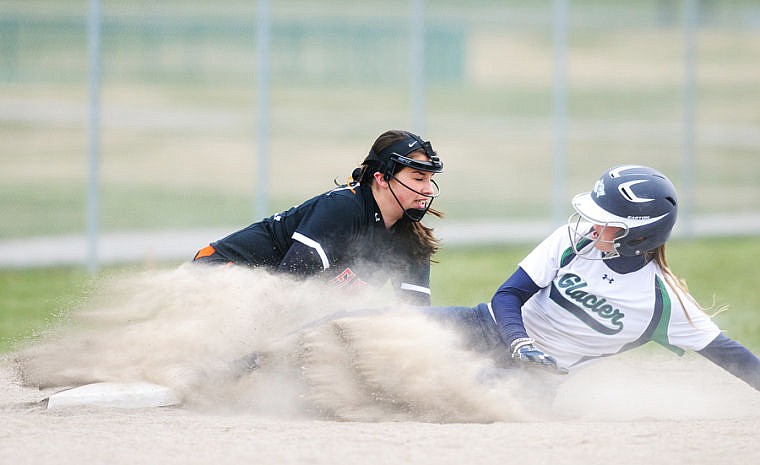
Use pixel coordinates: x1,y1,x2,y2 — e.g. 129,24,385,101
510,338,568,375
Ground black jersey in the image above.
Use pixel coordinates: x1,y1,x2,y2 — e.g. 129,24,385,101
206,183,432,305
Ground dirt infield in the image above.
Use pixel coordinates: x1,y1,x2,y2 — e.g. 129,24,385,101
2,354,759,465
2,264,759,465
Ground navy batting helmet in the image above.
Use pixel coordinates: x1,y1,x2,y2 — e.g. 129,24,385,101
569,165,678,258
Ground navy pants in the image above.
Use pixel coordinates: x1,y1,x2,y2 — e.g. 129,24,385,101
419,303,514,367
234,304,524,380
304,303,512,367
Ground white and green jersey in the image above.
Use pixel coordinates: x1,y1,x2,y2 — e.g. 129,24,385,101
518,226,720,368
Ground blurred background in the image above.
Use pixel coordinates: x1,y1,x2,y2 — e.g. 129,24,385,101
2,0,759,270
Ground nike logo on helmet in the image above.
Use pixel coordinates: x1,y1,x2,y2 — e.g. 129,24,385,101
408,141,418,148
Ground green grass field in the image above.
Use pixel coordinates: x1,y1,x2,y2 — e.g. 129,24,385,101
2,236,759,353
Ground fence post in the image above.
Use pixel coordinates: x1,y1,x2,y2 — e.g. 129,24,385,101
410,0,426,135
552,0,569,226
255,0,272,219
681,0,698,238
86,0,102,274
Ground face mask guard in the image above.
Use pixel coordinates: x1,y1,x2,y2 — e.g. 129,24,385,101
567,212,629,260
387,176,440,222
365,132,443,222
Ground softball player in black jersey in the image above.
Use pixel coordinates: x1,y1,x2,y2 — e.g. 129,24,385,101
193,130,443,305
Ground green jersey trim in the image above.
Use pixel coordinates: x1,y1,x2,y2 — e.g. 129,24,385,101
652,275,685,356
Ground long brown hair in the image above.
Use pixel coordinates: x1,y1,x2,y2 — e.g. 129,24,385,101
349,130,444,260
651,244,725,324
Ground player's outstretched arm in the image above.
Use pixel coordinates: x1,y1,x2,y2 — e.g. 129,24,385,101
491,267,541,347
697,333,760,391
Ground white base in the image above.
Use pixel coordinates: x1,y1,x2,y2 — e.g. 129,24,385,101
46,382,180,410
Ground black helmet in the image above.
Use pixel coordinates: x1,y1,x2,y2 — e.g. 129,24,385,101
365,131,443,181
569,165,678,258
354,130,443,222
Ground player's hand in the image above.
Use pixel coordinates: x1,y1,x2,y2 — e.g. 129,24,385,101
510,338,568,375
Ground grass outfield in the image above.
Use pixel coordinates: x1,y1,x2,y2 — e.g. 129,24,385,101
1,237,759,353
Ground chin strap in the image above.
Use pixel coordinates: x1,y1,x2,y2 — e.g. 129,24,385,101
403,207,428,222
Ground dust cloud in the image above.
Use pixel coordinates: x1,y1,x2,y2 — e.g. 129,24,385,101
12,264,541,422
12,263,758,423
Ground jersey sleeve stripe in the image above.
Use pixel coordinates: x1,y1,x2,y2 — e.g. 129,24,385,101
291,232,330,270
651,275,685,355
400,283,431,295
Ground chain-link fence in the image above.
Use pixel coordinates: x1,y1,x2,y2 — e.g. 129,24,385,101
2,0,759,267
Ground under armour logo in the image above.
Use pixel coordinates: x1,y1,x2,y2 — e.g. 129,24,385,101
602,274,614,284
